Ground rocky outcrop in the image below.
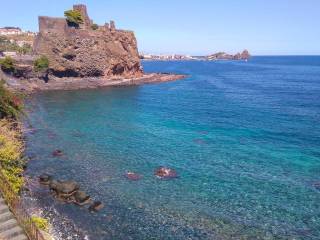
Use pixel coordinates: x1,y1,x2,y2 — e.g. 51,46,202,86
207,49,251,61
33,4,143,78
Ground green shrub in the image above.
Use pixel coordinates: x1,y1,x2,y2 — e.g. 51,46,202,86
64,10,84,27
31,216,49,231
33,56,49,72
0,56,15,73
91,23,99,30
0,80,23,119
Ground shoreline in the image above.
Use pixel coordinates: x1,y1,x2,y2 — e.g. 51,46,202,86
5,73,186,93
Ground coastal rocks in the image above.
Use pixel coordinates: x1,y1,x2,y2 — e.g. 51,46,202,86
38,174,104,211
52,149,63,157
125,171,142,181
51,180,80,197
154,167,178,179
89,201,104,212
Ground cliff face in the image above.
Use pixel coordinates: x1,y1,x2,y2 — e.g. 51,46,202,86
33,5,143,78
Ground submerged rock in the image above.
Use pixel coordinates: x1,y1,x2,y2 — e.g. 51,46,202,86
74,191,91,206
39,174,52,185
313,182,320,190
52,149,63,157
89,201,104,212
154,167,178,179
125,171,142,181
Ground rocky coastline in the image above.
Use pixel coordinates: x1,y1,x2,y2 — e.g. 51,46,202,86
4,72,186,92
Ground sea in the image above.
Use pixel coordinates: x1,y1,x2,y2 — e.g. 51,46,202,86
23,57,320,240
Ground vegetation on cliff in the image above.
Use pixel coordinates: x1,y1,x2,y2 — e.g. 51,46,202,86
0,119,25,193
64,9,84,27
33,55,49,72
0,81,25,193
0,56,15,73
0,80,23,119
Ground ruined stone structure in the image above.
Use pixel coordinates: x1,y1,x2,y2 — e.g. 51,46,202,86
34,4,142,78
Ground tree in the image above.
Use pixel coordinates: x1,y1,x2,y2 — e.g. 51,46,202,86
91,23,99,30
33,56,49,72
64,10,84,28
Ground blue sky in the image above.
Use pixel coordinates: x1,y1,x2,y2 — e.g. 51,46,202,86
1,0,320,55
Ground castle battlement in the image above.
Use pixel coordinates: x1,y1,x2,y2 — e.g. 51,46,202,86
38,4,124,34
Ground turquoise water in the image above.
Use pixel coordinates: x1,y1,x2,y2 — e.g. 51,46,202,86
24,57,320,239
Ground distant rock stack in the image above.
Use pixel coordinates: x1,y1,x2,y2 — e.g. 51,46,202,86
34,4,143,78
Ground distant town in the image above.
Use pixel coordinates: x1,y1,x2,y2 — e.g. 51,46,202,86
140,50,250,61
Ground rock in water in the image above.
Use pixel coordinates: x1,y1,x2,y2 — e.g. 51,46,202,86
50,180,79,197
125,171,142,181
33,4,143,78
89,201,104,212
154,167,178,179
52,149,63,157
74,191,91,206
39,174,52,185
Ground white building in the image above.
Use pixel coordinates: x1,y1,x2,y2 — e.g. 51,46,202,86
0,27,22,35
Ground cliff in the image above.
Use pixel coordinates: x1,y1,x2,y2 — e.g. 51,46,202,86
33,4,143,78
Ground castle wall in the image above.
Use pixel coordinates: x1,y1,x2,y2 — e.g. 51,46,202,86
39,16,67,33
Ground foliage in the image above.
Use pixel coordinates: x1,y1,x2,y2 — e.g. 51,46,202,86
0,36,32,55
0,56,15,73
31,216,49,231
18,43,32,55
0,119,24,193
91,23,99,30
0,80,23,119
64,10,84,27
33,55,49,72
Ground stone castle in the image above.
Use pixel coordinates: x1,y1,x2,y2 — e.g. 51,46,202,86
34,4,142,78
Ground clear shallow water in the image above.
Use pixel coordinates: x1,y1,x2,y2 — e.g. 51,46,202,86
24,57,320,239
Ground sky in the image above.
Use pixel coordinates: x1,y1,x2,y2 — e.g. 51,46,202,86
1,0,320,55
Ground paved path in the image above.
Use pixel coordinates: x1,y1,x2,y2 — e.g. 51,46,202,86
0,197,28,240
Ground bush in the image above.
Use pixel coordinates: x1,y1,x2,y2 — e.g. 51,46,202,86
31,216,49,231
64,10,84,27
91,23,99,30
0,56,15,73
0,80,23,119
33,55,49,72
0,119,24,193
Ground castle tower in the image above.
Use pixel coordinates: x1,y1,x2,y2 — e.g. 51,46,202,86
73,4,93,29
110,20,116,31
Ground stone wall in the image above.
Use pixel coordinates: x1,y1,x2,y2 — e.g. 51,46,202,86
38,16,67,33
